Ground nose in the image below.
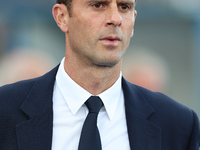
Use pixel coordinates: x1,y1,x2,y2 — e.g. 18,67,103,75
106,6,122,27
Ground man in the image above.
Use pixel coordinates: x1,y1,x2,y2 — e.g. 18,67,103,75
0,0,199,149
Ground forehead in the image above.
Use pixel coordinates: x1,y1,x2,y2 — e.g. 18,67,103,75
72,0,136,9
74,0,136,3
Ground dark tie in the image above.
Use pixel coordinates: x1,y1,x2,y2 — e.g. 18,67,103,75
78,96,103,150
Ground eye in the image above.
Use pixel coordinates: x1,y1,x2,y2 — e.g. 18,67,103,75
92,3,103,9
119,4,131,11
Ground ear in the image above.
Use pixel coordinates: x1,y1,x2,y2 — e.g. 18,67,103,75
131,29,134,37
52,4,69,33
134,10,137,18
131,10,137,37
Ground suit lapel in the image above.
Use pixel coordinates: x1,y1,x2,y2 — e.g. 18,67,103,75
15,65,59,150
122,78,161,150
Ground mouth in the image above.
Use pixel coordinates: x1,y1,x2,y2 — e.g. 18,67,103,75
100,36,121,41
100,36,121,47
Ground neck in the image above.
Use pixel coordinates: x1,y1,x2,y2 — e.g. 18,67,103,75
64,57,122,95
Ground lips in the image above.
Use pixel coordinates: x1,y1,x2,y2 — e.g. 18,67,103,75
100,36,121,41
100,36,121,47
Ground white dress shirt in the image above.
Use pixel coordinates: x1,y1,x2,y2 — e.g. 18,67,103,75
51,58,130,150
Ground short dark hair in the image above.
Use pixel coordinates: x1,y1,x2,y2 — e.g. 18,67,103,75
57,0,73,16
56,0,72,5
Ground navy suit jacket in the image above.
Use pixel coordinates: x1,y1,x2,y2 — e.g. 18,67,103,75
0,65,200,150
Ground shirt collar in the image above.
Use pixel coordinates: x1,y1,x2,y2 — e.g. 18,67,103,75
56,58,123,120
98,73,122,120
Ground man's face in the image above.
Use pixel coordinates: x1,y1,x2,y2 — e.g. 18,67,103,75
66,0,137,67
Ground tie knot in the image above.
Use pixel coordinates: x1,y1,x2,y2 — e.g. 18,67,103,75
85,96,103,114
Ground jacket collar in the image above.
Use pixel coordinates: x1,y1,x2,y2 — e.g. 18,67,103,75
16,65,59,150
122,78,161,150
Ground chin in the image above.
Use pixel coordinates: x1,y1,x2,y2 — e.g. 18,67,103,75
96,58,121,68
97,62,117,67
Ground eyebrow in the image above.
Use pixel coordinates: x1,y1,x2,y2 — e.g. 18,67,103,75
86,0,109,3
119,0,135,4
85,0,136,8
86,0,135,4
118,0,136,8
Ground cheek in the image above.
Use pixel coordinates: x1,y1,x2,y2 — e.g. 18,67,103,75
78,19,97,41
123,23,134,40
69,23,89,46
127,22,135,38
124,15,135,28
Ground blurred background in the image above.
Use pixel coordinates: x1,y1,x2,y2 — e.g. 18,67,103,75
0,0,199,116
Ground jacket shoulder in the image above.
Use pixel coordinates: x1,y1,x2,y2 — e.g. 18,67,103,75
0,78,37,111
130,83,193,117
0,65,59,111
123,79,197,123
134,84,191,113
131,83,200,149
